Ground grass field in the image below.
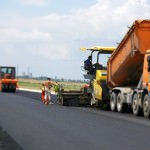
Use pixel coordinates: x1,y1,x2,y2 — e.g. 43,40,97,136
18,78,87,91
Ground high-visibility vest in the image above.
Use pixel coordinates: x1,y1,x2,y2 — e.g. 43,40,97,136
54,84,59,92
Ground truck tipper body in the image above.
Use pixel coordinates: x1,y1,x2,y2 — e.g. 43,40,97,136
107,20,150,118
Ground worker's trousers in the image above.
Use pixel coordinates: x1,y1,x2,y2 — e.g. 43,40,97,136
45,88,51,104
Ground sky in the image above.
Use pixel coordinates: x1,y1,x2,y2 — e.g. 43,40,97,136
0,0,150,80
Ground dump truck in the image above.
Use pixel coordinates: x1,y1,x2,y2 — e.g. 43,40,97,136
81,46,115,107
107,20,150,118
0,66,18,92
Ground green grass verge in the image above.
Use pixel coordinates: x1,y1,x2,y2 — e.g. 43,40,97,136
18,81,42,90
18,80,87,91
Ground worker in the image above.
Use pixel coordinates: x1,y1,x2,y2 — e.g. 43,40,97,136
84,55,92,70
84,56,93,73
54,82,59,93
44,78,55,105
84,56,92,66
53,82,60,104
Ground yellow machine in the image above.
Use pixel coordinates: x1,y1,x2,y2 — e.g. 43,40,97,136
81,46,115,107
58,46,115,107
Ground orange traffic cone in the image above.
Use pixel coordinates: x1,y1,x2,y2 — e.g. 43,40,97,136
42,90,45,104
41,84,45,104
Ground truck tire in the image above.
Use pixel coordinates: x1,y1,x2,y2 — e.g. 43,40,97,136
132,93,141,116
110,92,117,111
143,94,150,118
117,93,126,113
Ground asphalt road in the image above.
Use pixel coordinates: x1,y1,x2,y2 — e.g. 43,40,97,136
0,90,150,150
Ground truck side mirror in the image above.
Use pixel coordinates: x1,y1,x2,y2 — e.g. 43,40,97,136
147,55,150,72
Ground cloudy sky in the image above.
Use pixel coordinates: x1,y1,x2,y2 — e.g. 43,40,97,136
0,0,150,79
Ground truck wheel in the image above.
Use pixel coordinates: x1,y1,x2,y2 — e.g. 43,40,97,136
132,93,141,116
143,94,150,118
117,93,126,113
110,92,117,111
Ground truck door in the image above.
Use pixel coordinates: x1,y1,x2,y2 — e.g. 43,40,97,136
143,54,150,91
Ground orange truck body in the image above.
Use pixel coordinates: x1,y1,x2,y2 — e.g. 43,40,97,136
107,20,150,88
107,20,150,118
0,66,18,92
